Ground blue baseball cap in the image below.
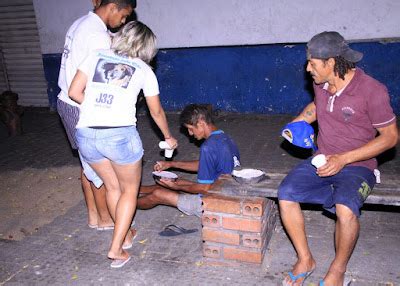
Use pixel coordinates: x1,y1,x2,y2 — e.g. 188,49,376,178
281,121,317,150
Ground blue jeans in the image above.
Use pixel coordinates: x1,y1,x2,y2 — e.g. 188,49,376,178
278,158,376,217
76,126,143,165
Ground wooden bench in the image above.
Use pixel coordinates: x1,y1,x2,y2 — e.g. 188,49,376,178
202,172,399,264
213,173,400,207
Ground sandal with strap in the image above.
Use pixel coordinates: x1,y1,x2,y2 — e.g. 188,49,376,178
158,224,198,237
282,269,314,286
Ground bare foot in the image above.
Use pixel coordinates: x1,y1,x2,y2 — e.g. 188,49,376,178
108,248,129,261
322,268,346,286
87,213,98,228
87,223,98,229
87,219,98,228
283,258,316,286
97,221,115,229
109,255,131,268
97,215,114,229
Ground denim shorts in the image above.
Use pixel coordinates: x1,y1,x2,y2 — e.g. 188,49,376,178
278,158,376,217
76,126,144,165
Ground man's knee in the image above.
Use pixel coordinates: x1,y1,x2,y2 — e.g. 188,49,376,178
278,199,301,218
336,204,358,223
279,199,297,207
139,187,166,203
151,188,168,202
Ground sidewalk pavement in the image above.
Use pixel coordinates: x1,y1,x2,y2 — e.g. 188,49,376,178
0,108,399,285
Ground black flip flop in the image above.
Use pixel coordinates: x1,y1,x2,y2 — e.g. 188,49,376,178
158,224,198,237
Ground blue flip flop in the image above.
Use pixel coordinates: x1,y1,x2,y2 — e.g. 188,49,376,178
282,270,314,286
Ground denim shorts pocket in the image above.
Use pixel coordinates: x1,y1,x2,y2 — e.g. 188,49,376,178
75,131,97,162
102,134,131,162
101,130,143,164
128,131,143,156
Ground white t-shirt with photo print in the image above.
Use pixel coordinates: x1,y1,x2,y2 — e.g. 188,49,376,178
76,49,159,128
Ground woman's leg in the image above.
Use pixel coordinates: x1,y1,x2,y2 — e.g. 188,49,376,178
91,158,142,259
89,160,121,221
108,159,142,259
89,159,129,261
81,126,143,263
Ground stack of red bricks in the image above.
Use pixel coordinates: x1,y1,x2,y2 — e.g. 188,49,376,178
202,192,277,264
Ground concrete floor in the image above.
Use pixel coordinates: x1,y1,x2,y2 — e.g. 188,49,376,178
0,108,399,285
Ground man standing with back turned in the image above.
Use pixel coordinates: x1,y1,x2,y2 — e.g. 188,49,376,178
57,0,136,230
279,31,398,286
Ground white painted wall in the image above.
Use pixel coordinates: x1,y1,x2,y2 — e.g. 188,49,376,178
33,0,91,54
34,0,400,54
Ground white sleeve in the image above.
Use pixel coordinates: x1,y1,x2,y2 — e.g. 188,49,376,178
78,53,96,76
87,31,111,52
143,67,160,97
72,32,111,70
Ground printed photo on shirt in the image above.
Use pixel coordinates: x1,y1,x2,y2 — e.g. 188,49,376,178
92,59,135,89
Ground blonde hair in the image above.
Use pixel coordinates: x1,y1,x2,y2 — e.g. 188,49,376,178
111,21,157,64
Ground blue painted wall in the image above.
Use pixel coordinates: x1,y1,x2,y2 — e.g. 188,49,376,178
43,41,400,115
42,54,62,111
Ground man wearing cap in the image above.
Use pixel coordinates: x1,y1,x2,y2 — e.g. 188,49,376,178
278,31,398,286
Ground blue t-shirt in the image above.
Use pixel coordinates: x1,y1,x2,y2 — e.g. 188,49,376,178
197,130,240,184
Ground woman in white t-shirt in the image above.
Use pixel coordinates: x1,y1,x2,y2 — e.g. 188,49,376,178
69,21,177,268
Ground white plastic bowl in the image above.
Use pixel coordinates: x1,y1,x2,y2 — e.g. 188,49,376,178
152,171,178,182
232,168,266,184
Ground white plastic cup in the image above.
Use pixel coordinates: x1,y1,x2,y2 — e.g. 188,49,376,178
159,141,170,149
164,148,174,158
311,154,327,168
159,141,174,158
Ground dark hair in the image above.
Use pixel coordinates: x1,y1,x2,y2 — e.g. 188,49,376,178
323,56,355,80
100,0,136,9
180,104,214,126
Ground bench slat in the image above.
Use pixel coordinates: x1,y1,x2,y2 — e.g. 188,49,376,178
211,173,400,206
